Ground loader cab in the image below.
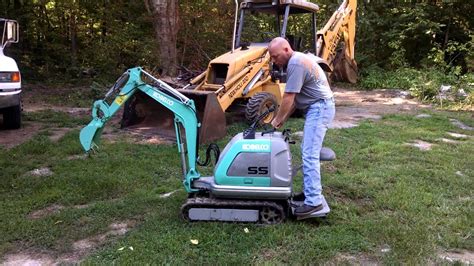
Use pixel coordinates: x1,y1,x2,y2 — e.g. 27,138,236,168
235,0,319,53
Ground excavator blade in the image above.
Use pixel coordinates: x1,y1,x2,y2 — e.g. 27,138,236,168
79,118,104,152
121,89,226,144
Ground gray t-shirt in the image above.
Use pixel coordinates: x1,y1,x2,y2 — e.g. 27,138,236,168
285,52,333,110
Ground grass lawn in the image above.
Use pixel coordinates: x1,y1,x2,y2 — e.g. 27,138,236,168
0,109,472,264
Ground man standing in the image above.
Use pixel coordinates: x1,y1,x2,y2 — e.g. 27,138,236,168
269,37,335,216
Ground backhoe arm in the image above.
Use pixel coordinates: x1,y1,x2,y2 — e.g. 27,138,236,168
80,67,201,192
316,0,358,83
316,0,356,62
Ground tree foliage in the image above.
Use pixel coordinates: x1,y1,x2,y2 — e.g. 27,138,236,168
356,1,473,73
1,0,472,85
2,0,157,81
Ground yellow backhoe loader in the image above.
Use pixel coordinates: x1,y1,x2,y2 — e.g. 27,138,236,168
121,0,357,144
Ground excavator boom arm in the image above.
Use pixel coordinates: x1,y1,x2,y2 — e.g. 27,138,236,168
79,67,201,192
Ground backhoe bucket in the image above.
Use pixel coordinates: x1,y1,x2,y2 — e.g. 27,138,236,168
332,53,358,84
121,89,226,144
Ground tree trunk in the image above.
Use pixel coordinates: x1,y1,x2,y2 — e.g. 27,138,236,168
145,0,179,76
69,10,78,69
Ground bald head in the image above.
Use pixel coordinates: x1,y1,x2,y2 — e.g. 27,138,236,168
268,37,294,67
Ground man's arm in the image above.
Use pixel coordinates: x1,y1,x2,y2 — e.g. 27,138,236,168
271,92,296,129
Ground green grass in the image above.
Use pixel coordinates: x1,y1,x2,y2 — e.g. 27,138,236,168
0,110,472,264
24,110,90,127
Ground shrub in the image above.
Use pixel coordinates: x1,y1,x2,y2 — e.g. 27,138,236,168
359,66,473,107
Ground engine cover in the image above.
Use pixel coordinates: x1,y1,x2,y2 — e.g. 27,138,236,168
214,131,292,187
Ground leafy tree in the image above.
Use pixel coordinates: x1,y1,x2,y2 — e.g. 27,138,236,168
1,0,472,84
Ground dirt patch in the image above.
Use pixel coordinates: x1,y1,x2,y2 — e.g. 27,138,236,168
28,204,65,219
404,140,434,151
27,198,122,220
258,248,278,261
2,220,136,265
67,154,89,160
415,113,432,118
330,252,379,265
0,84,91,149
332,87,430,129
437,138,462,144
137,135,174,145
447,132,471,139
0,122,44,148
3,252,55,266
0,122,82,149
73,203,92,209
47,127,77,142
435,131,472,144
25,167,54,177
438,249,474,264
72,225,126,250
322,162,337,174
450,119,474,131
67,221,135,263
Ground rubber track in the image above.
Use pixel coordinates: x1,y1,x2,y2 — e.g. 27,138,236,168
181,197,286,224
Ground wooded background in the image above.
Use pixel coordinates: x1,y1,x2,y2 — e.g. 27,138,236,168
1,0,473,93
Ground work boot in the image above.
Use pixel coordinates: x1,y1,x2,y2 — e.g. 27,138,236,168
294,204,323,216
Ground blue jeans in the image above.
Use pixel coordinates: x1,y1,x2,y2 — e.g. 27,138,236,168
302,98,335,206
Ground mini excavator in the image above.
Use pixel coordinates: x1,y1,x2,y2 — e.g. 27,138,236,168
80,67,336,224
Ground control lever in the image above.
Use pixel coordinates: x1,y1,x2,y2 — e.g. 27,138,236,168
282,129,295,144
261,127,276,136
243,106,276,139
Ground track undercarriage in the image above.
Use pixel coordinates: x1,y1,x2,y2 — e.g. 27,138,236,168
181,194,330,224
181,196,287,225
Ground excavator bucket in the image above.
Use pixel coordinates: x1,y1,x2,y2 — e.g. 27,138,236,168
80,118,104,152
121,89,226,144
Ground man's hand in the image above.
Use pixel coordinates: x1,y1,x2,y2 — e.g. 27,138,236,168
271,93,296,129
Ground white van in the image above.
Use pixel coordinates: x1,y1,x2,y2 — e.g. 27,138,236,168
0,19,21,129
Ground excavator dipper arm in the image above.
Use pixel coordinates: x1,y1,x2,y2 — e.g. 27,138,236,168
79,67,201,192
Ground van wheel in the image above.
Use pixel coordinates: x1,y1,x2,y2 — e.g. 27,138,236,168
4,104,21,129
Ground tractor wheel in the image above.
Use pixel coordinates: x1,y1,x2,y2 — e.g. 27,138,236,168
245,92,278,125
3,104,21,129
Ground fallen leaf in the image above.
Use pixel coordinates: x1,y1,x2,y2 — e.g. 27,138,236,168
129,246,134,251
244,228,249,233
54,220,63,225
118,247,125,251
190,239,199,245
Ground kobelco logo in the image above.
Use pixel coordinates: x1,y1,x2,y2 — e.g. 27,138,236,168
242,144,270,151
153,92,174,106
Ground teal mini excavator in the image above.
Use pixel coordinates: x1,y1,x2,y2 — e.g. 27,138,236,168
80,67,335,224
